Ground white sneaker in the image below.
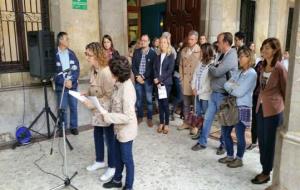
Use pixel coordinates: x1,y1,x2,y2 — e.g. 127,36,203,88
86,161,106,171
100,167,115,182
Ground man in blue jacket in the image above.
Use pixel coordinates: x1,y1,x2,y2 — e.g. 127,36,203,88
132,34,156,127
54,32,80,135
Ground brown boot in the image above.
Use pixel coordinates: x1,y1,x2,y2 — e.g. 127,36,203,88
147,119,153,128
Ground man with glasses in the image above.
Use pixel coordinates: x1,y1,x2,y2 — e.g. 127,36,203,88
132,34,156,127
54,31,80,136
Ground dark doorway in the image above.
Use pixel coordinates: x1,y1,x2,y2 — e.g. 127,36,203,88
141,3,166,40
164,0,201,46
240,0,256,45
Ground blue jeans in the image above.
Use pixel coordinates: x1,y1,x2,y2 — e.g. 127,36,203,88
222,121,246,159
56,90,78,129
172,77,183,110
158,85,172,125
195,97,208,117
256,105,283,175
135,80,153,119
113,140,134,189
94,125,116,168
198,92,226,147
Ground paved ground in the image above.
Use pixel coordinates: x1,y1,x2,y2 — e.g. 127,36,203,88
0,115,269,190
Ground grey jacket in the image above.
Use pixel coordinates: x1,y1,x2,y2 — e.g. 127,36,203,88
209,48,238,93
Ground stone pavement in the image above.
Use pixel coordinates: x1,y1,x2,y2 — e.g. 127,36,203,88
0,116,269,190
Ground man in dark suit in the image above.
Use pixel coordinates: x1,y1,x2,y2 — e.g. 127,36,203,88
132,34,156,127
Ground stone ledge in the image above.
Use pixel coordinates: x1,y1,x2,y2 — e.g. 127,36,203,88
280,131,300,144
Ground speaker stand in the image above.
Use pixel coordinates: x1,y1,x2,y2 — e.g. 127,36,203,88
12,80,56,149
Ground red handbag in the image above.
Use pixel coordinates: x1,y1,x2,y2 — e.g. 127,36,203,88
185,98,204,129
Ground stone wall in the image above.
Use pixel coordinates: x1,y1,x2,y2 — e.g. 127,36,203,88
50,0,100,78
0,0,129,144
0,83,91,144
207,0,240,43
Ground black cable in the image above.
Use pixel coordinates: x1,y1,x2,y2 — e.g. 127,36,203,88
33,141,64,181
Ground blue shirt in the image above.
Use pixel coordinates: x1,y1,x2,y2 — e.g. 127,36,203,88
58,48,70,71
224,68,257,107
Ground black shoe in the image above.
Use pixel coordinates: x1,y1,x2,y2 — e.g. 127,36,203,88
103,179,122,189
191,143,206,151
251,175,270,184
70,128,79,135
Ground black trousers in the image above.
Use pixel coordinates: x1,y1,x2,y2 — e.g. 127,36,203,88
256,105,283,175
251,96,258,144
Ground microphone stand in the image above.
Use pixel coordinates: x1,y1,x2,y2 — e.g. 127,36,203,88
49,70,78,190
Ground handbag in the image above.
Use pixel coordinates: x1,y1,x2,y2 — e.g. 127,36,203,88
185,97,204,129
217,95,239,126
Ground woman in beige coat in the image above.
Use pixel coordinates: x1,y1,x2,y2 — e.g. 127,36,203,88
82,42,116,182
102,56,137,190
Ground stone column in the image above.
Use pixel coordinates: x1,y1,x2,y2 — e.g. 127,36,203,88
50,0,100,77
208,0,239,43
268,0,289,48
267,0,300,189
253,0,270,55
98,0,128,56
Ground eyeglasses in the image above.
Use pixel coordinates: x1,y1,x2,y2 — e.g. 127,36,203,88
85,52,95,57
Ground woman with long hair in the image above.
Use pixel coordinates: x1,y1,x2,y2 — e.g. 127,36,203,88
153,36,175,134
83,42,116,182
190,43,214,139
251,38,287,184
101,34,120,60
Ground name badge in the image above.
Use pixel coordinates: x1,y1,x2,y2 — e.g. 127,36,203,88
70,60,75,65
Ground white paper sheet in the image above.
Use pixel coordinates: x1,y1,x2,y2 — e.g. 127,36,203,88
69,90,88,102
158,85,167,99
87,96,108,114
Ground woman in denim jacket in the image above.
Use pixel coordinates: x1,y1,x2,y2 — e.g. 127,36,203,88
218,46,257,168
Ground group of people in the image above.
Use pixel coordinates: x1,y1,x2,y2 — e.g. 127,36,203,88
54,33,137,190
53,29,288,189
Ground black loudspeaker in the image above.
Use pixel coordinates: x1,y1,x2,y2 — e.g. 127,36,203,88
27,30,56,79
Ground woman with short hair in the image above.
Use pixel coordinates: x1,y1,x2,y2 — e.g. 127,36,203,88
218,46,257,168
102,56,138,190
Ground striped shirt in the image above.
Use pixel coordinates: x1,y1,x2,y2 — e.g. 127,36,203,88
195,64,206,91
238,106,252,128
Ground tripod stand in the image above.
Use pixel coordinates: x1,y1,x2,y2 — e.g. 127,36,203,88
12,80,57,149
49,71,77,190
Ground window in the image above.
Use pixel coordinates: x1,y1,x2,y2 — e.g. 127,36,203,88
0,0,50,73
127,0,141,44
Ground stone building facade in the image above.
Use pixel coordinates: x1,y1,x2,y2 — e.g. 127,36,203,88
0,1,300,188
